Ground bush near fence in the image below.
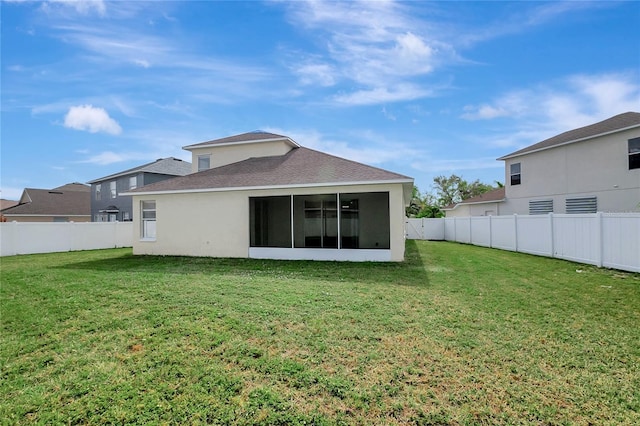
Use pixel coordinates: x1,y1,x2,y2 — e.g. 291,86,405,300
406,213,640,273
0,221,133,256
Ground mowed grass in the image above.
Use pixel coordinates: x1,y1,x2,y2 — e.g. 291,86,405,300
1,241,639,425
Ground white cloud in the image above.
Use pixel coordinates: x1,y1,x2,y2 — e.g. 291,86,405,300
461,104,509,120
294,62,336,87
64,104,122,135
334,84,434,106
42,0,107,16
264,126,418,167
80,151,124,165
461,72,639,126
460,72,640,149
284,1,454,104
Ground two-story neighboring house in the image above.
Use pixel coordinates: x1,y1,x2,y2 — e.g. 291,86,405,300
87,157,191,222
497,112,640,215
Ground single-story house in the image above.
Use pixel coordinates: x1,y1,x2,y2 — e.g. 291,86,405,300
0,183,91,222
442,187,506,217
124,132,414,261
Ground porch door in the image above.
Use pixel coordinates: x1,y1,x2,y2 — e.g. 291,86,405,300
302,196,337,248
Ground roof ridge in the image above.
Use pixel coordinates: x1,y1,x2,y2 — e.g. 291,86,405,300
499,111,640,160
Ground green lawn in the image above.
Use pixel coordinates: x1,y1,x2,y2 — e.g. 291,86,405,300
1,241,639,425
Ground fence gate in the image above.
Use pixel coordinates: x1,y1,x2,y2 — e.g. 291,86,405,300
405,218,423,240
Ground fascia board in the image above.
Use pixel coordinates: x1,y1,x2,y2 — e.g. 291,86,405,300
122,178,414,197
497,123,640,161
183,137,300,151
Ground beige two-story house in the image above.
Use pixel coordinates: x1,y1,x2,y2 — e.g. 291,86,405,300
497,112,640,215
125,132,413,262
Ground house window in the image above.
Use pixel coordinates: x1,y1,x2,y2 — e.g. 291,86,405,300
110,181,117,198
141,201,156,239
128,176,137,190
510,163,521,185
198,155,211,172
529,199,553,215
122,211,130,221
629,137,640,170
566,197,597,214
95,184,102,201
249,192,390,250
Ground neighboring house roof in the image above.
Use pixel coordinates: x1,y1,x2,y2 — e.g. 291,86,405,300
183,131,300,150
442,187,506,211
498,111,640,160
1,187,90,216
0,199,19,210
127,146,413,195
87,157,192,184
52,182,91,192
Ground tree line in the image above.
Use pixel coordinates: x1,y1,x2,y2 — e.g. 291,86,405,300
406,174,503,218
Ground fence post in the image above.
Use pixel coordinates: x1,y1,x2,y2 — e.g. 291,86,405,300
513,214,518,252
596,212,603,268
549,212,554,258
489,215,493,248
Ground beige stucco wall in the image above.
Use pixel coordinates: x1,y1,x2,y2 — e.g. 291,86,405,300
502,127,640,214
445,202,501,217
131,183,408,261
188,140,294,173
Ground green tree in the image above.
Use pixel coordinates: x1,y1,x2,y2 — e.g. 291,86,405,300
432,174,498,206
405,186,443,218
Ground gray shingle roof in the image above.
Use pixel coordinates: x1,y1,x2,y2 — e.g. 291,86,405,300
128,147,412,194
87,157,192,184
1,188,90,216
442,187,505,210
498,112,640,160
183,131,297,149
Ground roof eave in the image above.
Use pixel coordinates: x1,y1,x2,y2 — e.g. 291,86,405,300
497,123,640,161
122,178,414,197
442,198,506,211
182,136,300,151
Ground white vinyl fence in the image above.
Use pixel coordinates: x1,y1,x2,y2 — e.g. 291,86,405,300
406,213,640,273
0,221,133,257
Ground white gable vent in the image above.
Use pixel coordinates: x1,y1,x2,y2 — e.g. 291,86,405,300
529,199,553,215
566,197,597,214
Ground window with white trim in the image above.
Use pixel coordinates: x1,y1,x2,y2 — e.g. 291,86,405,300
510,163,521,185
95,184,102,201
141,201,156,239
629,137,640,170
128,176,137,190
110,181,117,198
197,155,211,172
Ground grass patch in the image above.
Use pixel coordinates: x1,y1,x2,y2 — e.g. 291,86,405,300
1,241,639,424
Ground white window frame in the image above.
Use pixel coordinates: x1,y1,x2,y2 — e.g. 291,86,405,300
510,163,521,186
110,181,117,198
128,176,137,190
197,154,211,172
141,200,156,240
95,184,102,201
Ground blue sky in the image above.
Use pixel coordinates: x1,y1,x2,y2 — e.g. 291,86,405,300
2,0,639,200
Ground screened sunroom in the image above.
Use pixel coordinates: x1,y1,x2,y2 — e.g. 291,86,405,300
249,192,391,261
